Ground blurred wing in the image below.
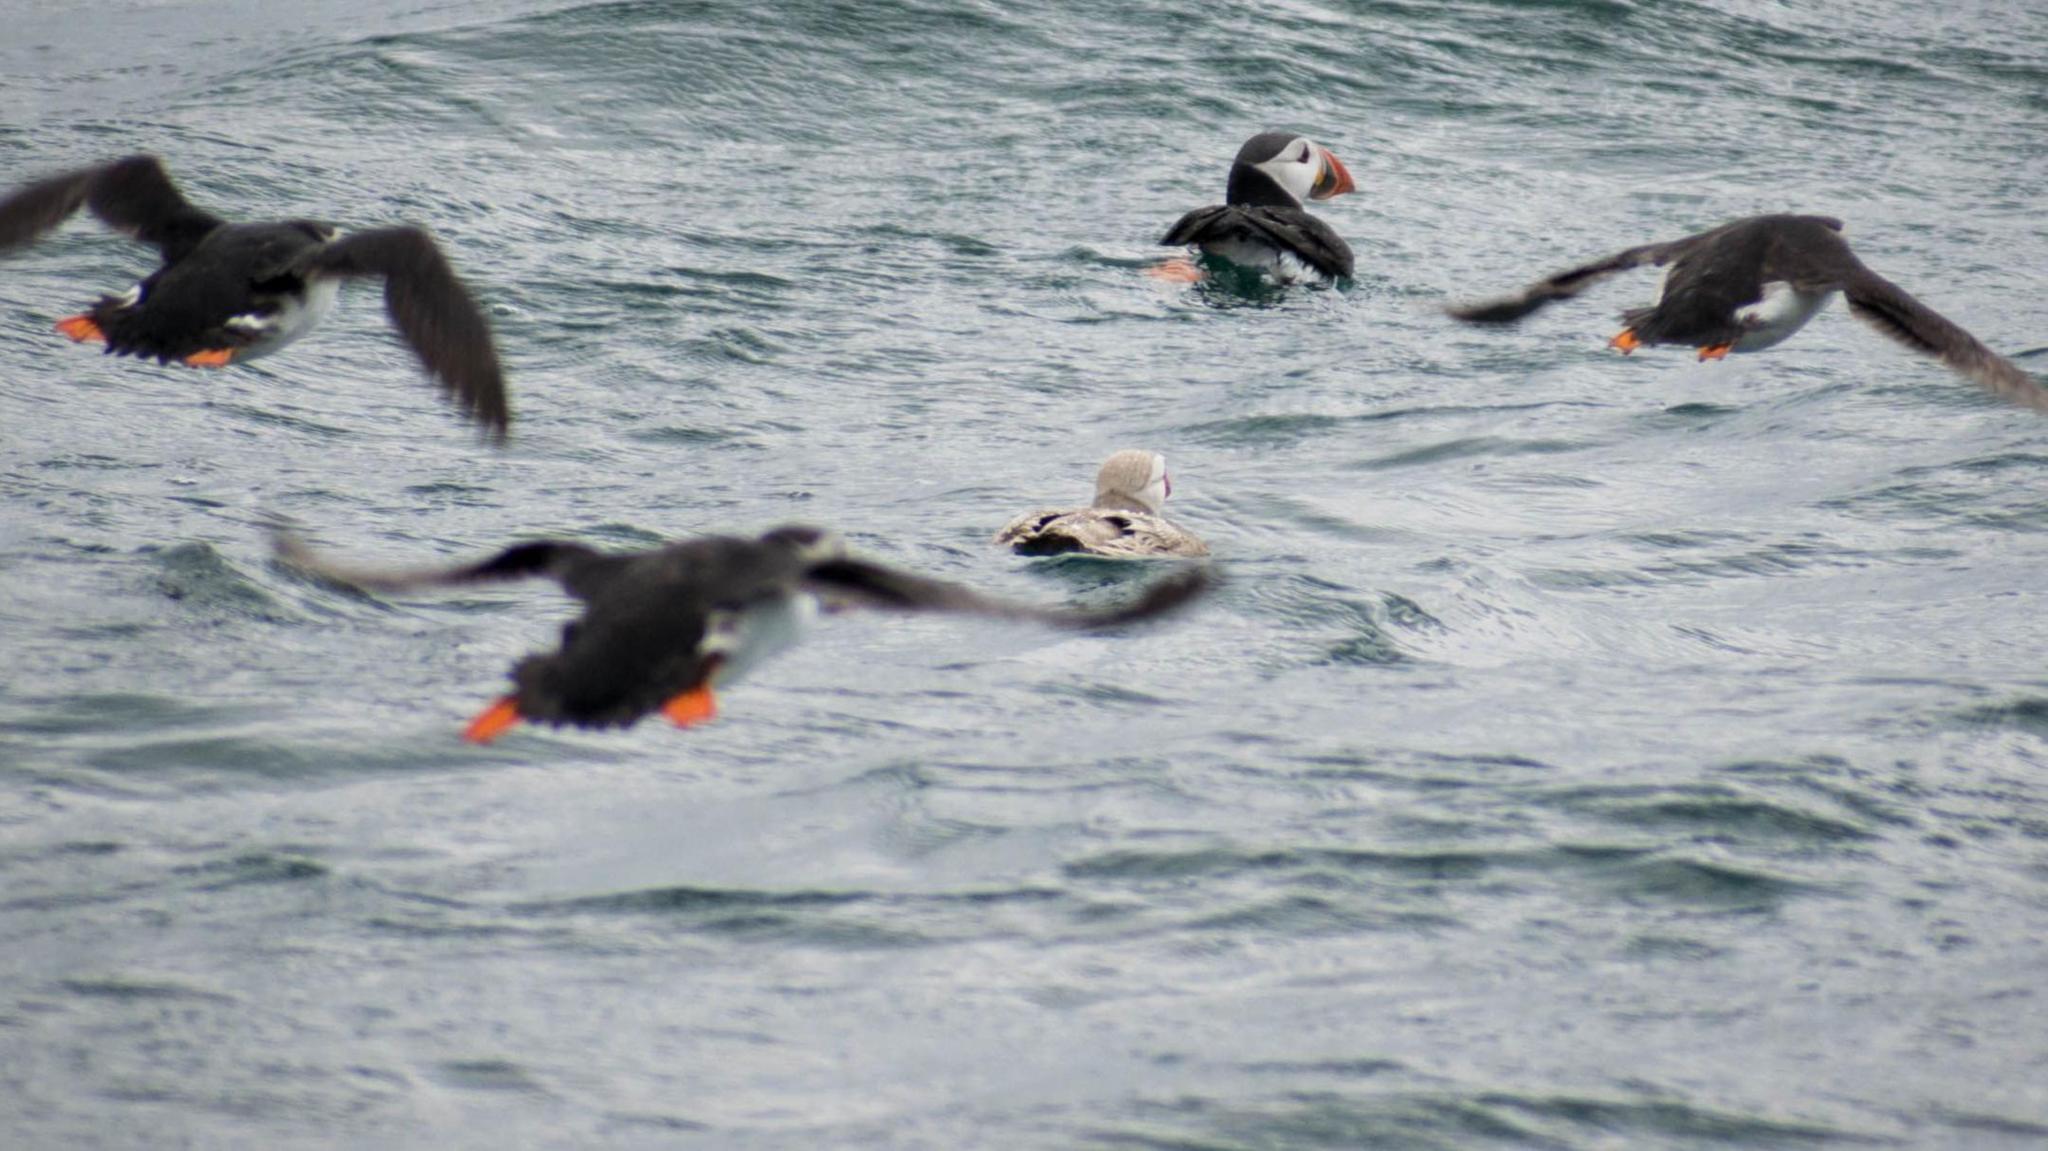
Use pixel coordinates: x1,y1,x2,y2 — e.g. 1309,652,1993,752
801,559,1214,629
83,156,225,260
1,154,222,258
1445,238,1691,324
1841,268,2048,412
0,165,97,252
274,532,613,598
303,226,511,439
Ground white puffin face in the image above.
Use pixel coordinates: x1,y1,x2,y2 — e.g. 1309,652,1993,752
1253,136,1325,204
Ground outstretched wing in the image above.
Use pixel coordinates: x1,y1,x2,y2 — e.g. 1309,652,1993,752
1840,266,2048,412
274,532,614,599
1,154,222,259
300,226,510,439
800,559,1214,628
1445,237,1694,324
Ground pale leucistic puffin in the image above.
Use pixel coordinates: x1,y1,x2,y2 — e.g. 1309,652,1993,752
996,450,1210,559
1446,213,2048,411
274,525,1213,741
0,154,510,438
1160,131,1357,282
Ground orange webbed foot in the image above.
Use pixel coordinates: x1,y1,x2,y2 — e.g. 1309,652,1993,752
1696,343,1733,362
1146,257,1205,284
55,315,105,344
183,348,236,368
463,696,522,743
1608,329,1641,355
660,685,718,729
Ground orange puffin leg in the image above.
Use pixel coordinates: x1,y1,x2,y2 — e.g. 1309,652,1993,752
1696,343,1734,362
182,348,236,368
659,684,718,729
1145,257,1205,284
1607,328,1641,355
55,315,105,344
462,695,523,743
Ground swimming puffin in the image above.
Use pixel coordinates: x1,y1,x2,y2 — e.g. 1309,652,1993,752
274,525,1212,741
1446,213,2047,410
1160,131,1357,282
0,154,510,438
996,450,1210,559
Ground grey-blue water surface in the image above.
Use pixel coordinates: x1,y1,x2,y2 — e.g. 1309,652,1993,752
3,1,2047,1147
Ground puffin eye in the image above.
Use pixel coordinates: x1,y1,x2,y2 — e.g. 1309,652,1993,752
1297,145,1312,163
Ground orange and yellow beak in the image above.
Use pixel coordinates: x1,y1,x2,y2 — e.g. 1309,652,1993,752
1310,147,1356,200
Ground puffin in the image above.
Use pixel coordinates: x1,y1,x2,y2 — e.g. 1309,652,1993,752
1159,131,1357,282
0,154,510,437
1446,213,2047,410
995,450,1210,559
274,525,1213,741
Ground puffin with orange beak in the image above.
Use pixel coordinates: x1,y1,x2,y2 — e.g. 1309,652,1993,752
274,525,1213,742
1160,132,1357,282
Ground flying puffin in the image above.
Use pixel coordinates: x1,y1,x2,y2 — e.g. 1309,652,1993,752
996,450,1209,559
274,525,1213,741
0,154,510,438
1159,131,1357,282
1446,213,2047,410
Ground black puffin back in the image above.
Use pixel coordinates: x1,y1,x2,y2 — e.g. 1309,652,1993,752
504,536,807,727
92,221,328,363
1625,215,1843,346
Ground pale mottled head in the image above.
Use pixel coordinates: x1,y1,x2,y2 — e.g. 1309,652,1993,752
1093,450,1171,514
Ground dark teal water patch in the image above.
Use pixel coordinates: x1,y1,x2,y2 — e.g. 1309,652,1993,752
1949,696,2048,737
1477,1092,1884,1146
430,1059,549,1094
145,542,291,622
57,977,236,1004
173,851,330,891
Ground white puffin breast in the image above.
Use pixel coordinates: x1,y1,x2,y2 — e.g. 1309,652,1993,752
1732,281,1832,353
702,593,820,688
229,278,342,362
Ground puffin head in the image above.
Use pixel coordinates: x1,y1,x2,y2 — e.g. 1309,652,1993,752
1094,450,1172,515
1226,132,1356,208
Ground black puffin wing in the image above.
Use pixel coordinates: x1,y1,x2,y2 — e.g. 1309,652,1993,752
1161,205,1231,247
1840,267,2048,411
1760,216,1857,294
0,165,98,253
799,558,1214,629
274,533,616,598
1241,207,1354,280
1446,236,1697,324
0,155,221,258
1162,205,1354,279
85,156,225,261
301,226,510,439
